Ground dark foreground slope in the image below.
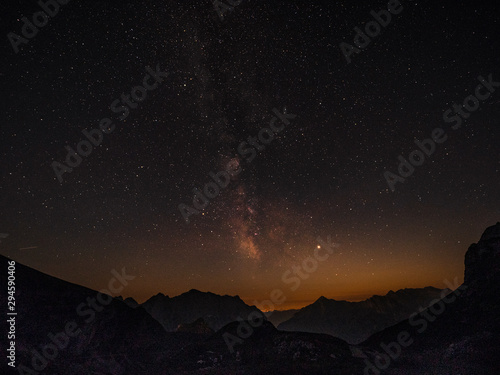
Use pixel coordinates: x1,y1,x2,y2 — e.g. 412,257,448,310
0,255,203,375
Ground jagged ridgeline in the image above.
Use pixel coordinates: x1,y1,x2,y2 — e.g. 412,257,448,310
2,222,499,374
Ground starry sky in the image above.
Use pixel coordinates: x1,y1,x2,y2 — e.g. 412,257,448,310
1,0,499,310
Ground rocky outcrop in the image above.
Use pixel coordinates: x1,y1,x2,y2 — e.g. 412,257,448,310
464,222,500,288
360,222,500,374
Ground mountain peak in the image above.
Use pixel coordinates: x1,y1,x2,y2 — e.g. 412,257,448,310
480,222,500,242
141,289,264,332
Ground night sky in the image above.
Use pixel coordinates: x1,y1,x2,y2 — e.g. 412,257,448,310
1,0,499,310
